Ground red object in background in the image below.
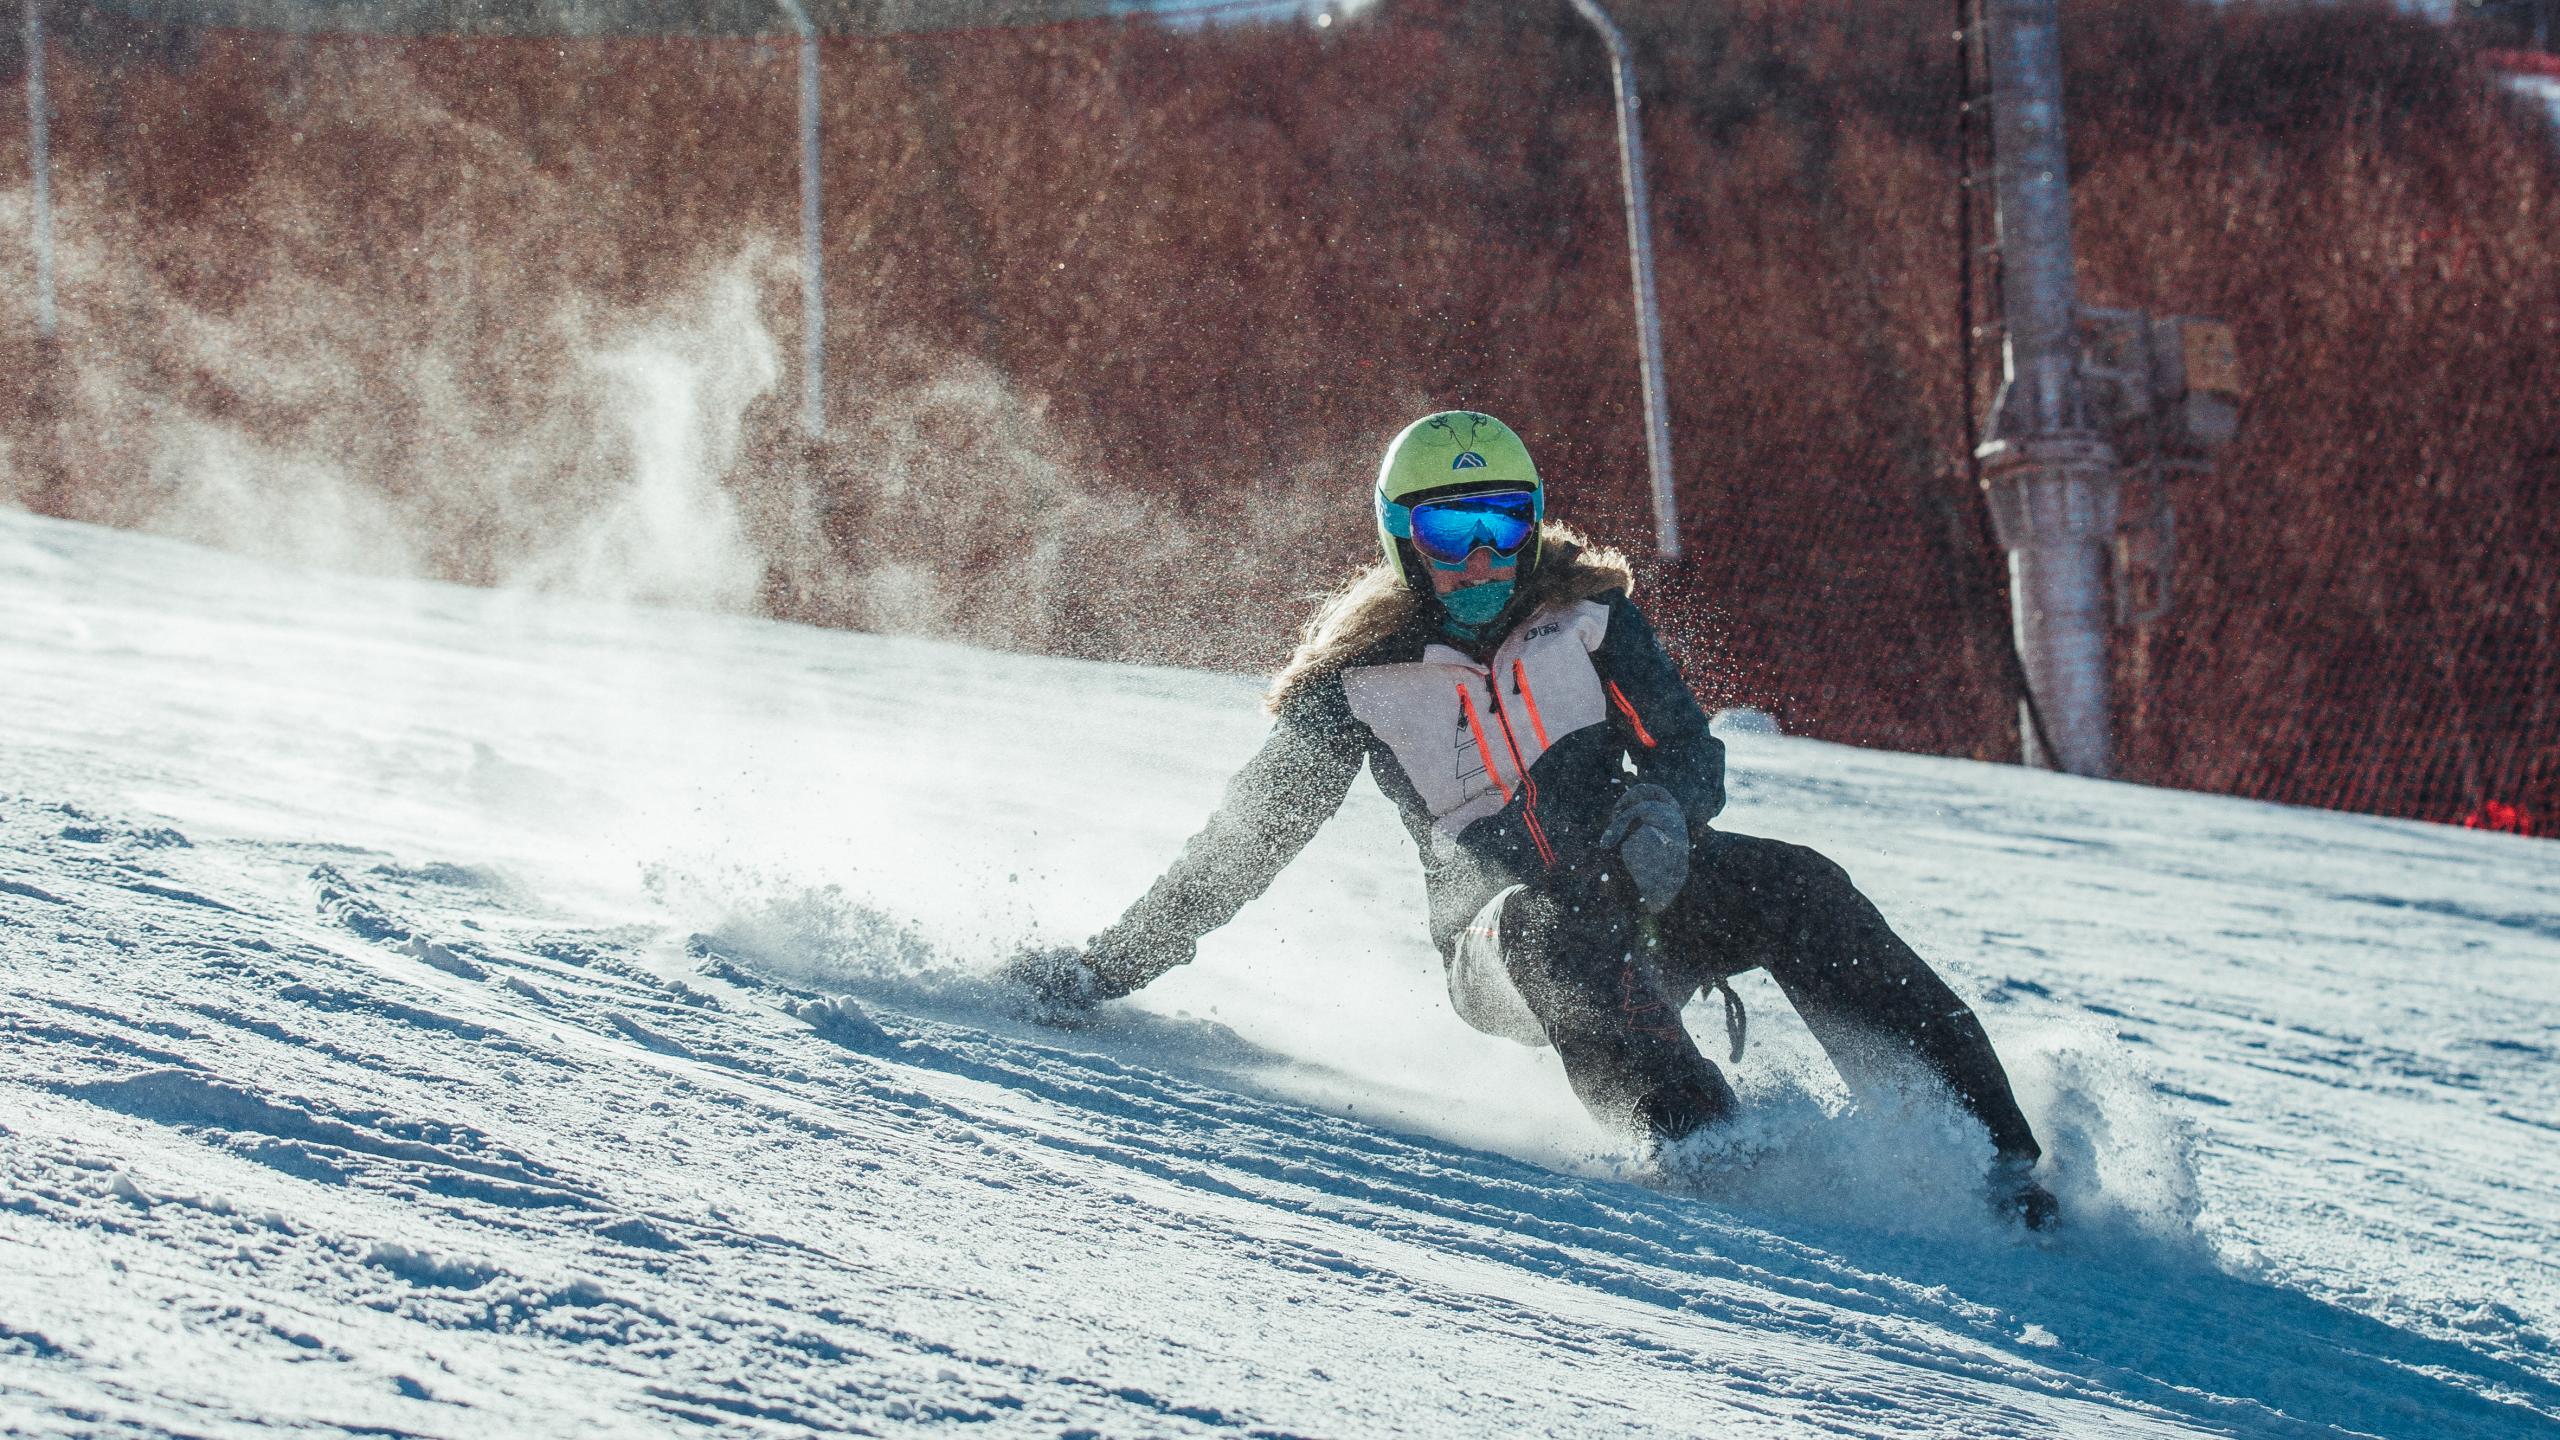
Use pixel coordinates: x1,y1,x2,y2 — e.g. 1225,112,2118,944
2482,49,2560,80
2462,801,2540,835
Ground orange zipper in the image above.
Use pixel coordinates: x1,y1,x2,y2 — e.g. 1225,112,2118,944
1511,659,1552,748
1606,679,1657,749
1456,683,1513,806
1484,669,1556,869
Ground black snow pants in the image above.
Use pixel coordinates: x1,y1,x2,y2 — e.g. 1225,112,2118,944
1491,829,2041,1159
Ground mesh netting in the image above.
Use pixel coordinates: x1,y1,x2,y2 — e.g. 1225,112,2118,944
72,0,1139,38
4,0,2551,836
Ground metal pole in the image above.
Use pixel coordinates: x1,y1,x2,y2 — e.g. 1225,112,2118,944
777,0,825,438
1564,0,1679,559
1975,0,2119,777
23,0,56,341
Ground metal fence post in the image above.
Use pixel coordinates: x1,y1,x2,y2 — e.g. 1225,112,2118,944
777,0,825,439
22,0,55,341
1563,0,1679,559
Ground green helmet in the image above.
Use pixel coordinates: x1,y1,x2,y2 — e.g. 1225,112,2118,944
1373,410,1545,591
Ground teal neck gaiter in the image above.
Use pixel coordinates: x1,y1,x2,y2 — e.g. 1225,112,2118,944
1437,579,1514,639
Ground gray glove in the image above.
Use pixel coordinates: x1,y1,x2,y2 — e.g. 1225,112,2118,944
998,945,1105,1025
1597,783,1690,915
998,924,1194,1024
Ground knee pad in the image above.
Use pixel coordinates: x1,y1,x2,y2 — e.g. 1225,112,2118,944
1445,885,1551,1048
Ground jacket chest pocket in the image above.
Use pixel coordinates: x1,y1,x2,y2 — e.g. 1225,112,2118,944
1341,603,1613,836
1345,666,1511,831
1490,626,1610,763
1450,671,1521,799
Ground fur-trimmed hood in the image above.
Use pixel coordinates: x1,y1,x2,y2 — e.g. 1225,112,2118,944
1265,523,1636,713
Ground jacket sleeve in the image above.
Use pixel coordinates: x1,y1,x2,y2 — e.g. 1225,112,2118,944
1594,591,1727,825
1083,677,1367,996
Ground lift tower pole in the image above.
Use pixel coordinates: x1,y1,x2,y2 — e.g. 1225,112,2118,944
1975,0,2119,777
1564,0,1680,560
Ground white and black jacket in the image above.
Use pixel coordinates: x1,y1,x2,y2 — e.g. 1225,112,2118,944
1087,542,1724,995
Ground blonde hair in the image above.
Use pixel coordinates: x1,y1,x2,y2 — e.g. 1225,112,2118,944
1265,523,1634,713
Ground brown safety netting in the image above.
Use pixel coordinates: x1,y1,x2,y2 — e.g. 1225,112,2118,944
1,0,2551,834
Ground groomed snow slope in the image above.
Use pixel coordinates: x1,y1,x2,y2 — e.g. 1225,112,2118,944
1,509,2555,1439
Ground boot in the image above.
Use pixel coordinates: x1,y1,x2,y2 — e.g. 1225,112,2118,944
1990,1151,2061,1231
1635,1066,1740,1148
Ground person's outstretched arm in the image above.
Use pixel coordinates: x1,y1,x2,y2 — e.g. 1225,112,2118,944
1075,679,1367,998
1593,592,1726,824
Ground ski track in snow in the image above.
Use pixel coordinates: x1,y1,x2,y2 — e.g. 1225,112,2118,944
0,510,2554,1438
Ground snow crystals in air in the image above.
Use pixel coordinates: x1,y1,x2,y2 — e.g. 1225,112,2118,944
0,510,2554,1437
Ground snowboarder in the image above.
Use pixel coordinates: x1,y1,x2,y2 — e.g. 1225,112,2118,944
1011,411,2057,1228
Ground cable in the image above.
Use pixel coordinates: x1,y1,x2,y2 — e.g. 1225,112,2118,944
92,0,1326,42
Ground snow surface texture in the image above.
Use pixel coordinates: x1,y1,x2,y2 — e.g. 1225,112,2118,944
1,508,2555,1437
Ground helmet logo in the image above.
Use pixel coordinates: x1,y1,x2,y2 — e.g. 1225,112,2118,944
1430,412,1501,472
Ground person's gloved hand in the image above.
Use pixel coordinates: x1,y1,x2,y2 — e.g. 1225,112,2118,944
1597,783,1690,915
998,945,1107,1024
998,924,1195,1024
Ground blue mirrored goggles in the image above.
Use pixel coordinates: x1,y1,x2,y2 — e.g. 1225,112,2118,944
1384,489,1541,565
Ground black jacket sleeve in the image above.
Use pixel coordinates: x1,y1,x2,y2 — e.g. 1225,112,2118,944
1593,591,1727,825
1083,677,1367,996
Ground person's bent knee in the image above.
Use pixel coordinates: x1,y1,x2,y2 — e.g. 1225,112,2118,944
1708,834,1858,913
1770,841,1857,903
